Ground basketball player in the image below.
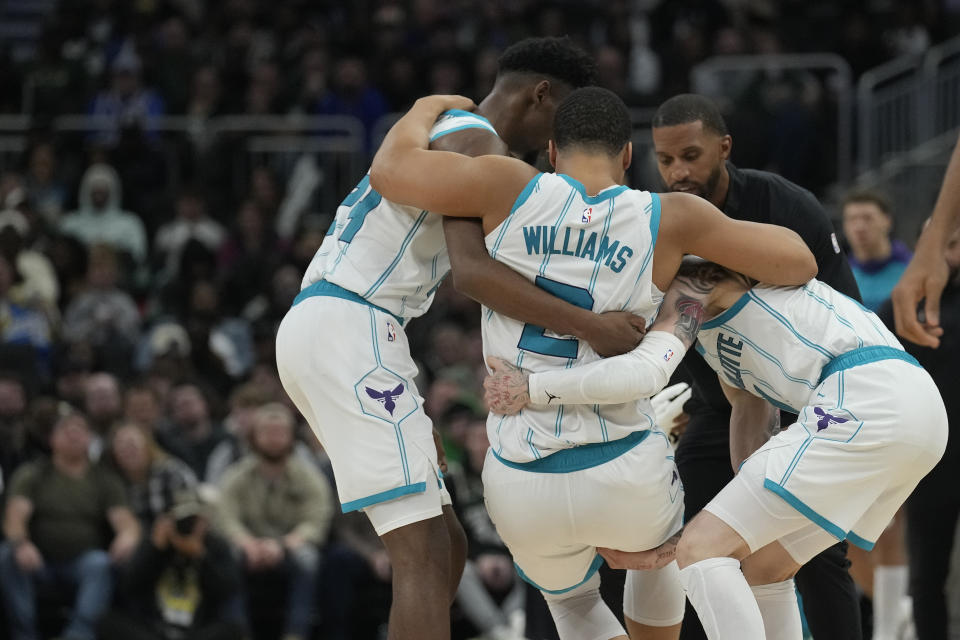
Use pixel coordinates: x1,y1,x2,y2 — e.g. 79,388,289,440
368,86,817,640
484,260,948,640
275,38,637,640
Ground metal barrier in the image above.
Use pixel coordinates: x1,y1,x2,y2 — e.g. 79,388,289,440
690,53,854,186
857,33,960,173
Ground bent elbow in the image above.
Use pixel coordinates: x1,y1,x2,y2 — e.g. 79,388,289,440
368,162,390,196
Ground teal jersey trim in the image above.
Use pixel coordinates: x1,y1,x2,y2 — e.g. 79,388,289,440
510,173,544,215
557,174,629,204
763,478,846,541
819,345,918,383
749,292,835,358
341,482,427,513
429,123,496,141
648,192,661,245
701,292,752,329
363,209,430,298
443,109,494,124
515,553,605,595
491,430,649,474
293,279,405,326
846,531,876,552
752,385,800,414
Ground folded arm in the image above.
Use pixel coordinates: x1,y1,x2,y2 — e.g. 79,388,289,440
484,269,719,413
719,379,779,471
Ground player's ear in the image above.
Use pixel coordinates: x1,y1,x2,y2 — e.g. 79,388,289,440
622,142,633,171
533,80,551,106
548,140,559,169
719,134,732,161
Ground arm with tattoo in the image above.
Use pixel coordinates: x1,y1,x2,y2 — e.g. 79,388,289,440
484,263,735,414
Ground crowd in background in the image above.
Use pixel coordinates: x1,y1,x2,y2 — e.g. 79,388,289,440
0,1,959,639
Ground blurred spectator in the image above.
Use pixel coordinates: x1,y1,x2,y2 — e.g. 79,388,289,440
99,491,245,640
219,200,285,313
0,208,59,316
60,164,148,267
842,189,912,311
124,382,172,435
186,65,224,119
0,253,52,373
82,372,123,459
150,16,196,115
204,382,272,484
0,411,140,640
314,56,389,151
0,373,29,487
61,244,142,373
21,26,89,117
23,142,68,226
154,189,226,285
218,403,334,640
180,279,254,390
87,43,166,147
107,421,197,527
159,382,227,478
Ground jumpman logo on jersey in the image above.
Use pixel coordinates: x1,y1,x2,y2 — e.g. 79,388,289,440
544,390,560,404
813,406,848,432
366,383,405,416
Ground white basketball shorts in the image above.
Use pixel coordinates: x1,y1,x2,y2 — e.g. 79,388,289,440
706,358,947,563
276,286,449,536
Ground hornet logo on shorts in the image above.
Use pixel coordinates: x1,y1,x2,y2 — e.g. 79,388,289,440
386,321,397,342
813,406,848,432
581,207,593,223
366,383,405,416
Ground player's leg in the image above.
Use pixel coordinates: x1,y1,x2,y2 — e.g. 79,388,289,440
541,574,628,640
623,564,684,640
793,543,862,640
380,514,452,640
673,412,739,640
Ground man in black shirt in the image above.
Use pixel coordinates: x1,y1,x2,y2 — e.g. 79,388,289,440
651,94,862,640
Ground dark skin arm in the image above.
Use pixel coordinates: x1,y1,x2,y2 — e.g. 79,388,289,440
433,120,645,356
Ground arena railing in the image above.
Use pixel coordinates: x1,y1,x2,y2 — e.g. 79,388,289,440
857,33,960,174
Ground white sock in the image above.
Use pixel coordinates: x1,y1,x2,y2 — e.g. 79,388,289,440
679,557,766,639
874,565,909,639
751,579,802,640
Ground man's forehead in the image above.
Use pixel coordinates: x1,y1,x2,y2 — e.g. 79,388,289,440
652,121,715,149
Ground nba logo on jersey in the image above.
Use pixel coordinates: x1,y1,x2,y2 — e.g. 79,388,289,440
581,207,593,223
386,322,397,342
664,349,675,362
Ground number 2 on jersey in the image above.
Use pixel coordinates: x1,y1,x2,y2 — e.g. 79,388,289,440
328,175,383,243
517,276,594,359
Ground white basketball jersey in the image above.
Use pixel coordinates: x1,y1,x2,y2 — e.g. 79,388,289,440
300,110,499,320
696,279,904,413
483,172,663,465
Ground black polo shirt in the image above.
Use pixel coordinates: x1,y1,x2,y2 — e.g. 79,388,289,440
676,162,862,460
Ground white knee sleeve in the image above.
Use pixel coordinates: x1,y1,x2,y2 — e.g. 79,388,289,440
679,557,766,640
541,573,626,640
751,578,803,640
623,561,685,626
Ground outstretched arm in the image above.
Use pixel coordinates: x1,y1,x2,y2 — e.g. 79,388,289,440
892,133,960,348
483,268,723,413
369,95,537,223
654,192,817,292
718,379,779,471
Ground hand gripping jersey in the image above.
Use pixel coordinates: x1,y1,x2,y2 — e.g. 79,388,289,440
483,173,663,466
299,109,498,321
695,279,913,413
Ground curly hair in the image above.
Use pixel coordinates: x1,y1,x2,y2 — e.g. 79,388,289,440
553,86,632,156
497,36,596,89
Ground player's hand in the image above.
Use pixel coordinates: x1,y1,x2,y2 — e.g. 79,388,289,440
581,311,646,357
651,383,692,435
892,248,949,348
483,357,531,415
598,532,681,571
414,94,476,116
